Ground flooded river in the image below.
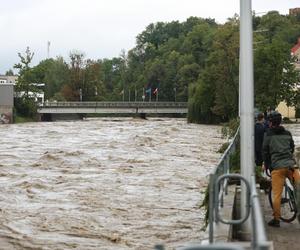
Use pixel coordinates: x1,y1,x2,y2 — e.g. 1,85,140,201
0,118,298,250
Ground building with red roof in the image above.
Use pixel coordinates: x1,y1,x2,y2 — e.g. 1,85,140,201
277,38,300,119
291,38,300,71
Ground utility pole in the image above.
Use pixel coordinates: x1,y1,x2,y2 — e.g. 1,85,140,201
174,87,176,102
142,88,145,102
79,88,82,102
240,0,254,238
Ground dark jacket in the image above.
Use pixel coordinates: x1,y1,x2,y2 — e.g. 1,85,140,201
255,122,265,152
262,126,295,170
255,122,265,166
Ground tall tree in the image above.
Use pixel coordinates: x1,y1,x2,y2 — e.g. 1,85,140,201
5,69,14,76
254,39,299,111
13,47,38,118
44,57,70,100
68,51,85,101
14,47,35,97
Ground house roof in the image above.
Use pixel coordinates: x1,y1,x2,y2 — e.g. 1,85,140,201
291,39,300,54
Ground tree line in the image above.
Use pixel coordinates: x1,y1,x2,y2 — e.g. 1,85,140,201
10,11,300,123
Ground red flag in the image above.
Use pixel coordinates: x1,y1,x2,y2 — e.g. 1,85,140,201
153,88,158,95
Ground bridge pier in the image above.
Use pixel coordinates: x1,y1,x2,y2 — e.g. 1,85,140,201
41,113,84,122
40,113,52,121
139,113,147,119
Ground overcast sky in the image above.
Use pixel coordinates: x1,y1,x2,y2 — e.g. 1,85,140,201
0,0,299,73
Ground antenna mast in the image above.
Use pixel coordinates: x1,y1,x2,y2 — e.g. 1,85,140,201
47,41,50,58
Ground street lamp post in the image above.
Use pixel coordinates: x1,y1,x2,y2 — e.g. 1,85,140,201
142,87,145,102
174,87,177,102
79,88,82,102
240,0,254,237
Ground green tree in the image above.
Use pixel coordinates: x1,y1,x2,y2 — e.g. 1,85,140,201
13,47,38,118
189,19,240,123
67,51,85,101
44,57,70,100
14,47,35,97
5,69,14,76
254,39,298,110
84,60,105,101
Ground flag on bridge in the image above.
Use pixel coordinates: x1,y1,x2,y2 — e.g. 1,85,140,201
153,88,158,95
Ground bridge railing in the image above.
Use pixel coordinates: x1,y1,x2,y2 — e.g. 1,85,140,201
155,125,270,250
39,101,187,108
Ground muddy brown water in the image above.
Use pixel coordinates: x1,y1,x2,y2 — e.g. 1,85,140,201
0,118,298,249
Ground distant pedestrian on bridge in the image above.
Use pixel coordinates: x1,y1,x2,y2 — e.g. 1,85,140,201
262,111,300,227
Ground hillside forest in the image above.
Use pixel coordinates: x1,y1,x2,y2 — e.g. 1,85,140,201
8,11,300,123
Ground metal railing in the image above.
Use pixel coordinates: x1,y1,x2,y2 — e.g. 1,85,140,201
206,127,270,250
212,127,240,209
154,127,270,250
39,101,187,108
250,176,270,250
208,127,240,245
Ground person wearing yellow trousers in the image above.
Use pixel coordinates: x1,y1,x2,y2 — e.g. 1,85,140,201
263,111,298,227
271,168,300,224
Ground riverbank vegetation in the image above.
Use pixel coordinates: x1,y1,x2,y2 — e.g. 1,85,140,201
11,11,300,123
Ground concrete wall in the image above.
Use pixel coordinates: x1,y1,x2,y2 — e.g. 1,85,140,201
0,84,14,124
0,84,14,106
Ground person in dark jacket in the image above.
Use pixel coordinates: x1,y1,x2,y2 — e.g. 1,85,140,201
255,113,265,168
262,111,300,227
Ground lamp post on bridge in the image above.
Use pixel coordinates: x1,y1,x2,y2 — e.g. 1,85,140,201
142,87,145,102
79,88,82,102
174,87,177,102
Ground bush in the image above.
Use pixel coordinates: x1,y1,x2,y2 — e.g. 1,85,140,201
217,142,230,153
14,97,38,119
221,117,240,139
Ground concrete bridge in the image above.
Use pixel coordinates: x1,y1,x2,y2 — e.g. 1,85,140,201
38,101,188,120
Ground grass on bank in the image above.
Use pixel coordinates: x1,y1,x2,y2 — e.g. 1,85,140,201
14,115,36,123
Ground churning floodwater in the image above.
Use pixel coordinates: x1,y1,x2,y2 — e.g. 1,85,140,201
0,118,298,250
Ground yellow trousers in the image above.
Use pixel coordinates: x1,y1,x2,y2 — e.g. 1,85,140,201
271,168,300,220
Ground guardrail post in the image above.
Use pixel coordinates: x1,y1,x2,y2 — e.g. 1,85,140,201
209,174,215,244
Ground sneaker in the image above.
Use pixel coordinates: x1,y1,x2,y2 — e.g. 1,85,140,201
268,218,280,227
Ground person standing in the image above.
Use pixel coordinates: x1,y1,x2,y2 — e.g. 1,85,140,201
255,113,265,168
262,111,300,227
